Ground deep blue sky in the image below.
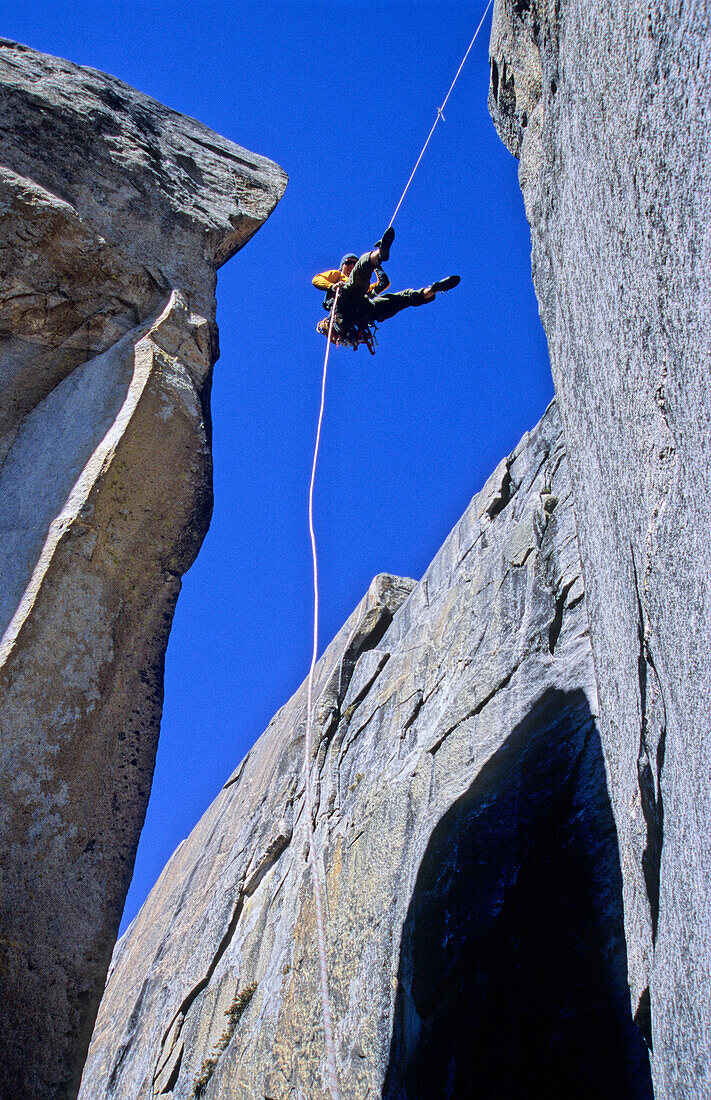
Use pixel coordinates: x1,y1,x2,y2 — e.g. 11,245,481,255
6,2,553,932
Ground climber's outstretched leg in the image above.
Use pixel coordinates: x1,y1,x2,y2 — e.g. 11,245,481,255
369,275,460,322
342,227,396,298
424,274,461,299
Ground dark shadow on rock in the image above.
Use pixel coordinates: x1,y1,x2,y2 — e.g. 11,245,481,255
383,688,653,1100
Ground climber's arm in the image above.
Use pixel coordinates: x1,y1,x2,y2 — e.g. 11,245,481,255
313,269,344,291
367,266,390,296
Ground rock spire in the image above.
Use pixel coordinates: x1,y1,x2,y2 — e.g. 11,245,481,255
0,39,286,1099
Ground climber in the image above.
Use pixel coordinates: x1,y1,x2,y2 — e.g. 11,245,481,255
313,227,460,352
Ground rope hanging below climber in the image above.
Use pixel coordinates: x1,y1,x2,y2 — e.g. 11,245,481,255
300,4,494,1095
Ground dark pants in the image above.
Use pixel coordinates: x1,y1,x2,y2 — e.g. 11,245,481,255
338,251,427,326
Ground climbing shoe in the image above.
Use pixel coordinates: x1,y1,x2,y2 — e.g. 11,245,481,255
376,226,395,262
431,275,461,294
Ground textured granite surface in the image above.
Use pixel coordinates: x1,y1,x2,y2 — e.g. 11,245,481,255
489,2,710,1093
0,40,286,1099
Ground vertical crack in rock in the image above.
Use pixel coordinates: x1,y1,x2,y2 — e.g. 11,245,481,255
402,690,425,733
158,1045,183,1095
427,664,520,756
632,550,665,946
548,575,579,654
106,977,151,1093
153,892,247,1092
187,982,259,1098
243,822,294,898
484,454,517,521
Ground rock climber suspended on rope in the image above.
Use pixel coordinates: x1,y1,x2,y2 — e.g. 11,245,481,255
313,227,460,353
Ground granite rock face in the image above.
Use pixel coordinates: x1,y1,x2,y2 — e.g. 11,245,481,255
80,403,652,1099
489,2,710,1094
0,41,286,1100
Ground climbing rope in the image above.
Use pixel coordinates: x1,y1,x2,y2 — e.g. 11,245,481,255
388,0,495,228
303,287,341,1100
301,4,494,1091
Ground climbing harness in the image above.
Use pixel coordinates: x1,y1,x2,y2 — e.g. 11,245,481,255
302,5,494,1092
316,315,379,355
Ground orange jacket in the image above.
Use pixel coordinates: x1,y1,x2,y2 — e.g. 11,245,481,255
312,269,346,291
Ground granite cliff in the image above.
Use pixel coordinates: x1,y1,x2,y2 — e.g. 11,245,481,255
3,1,709,1095
489,1,710,1094
81,2,709,1097
80,403,652,1098
0,40,286,1100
